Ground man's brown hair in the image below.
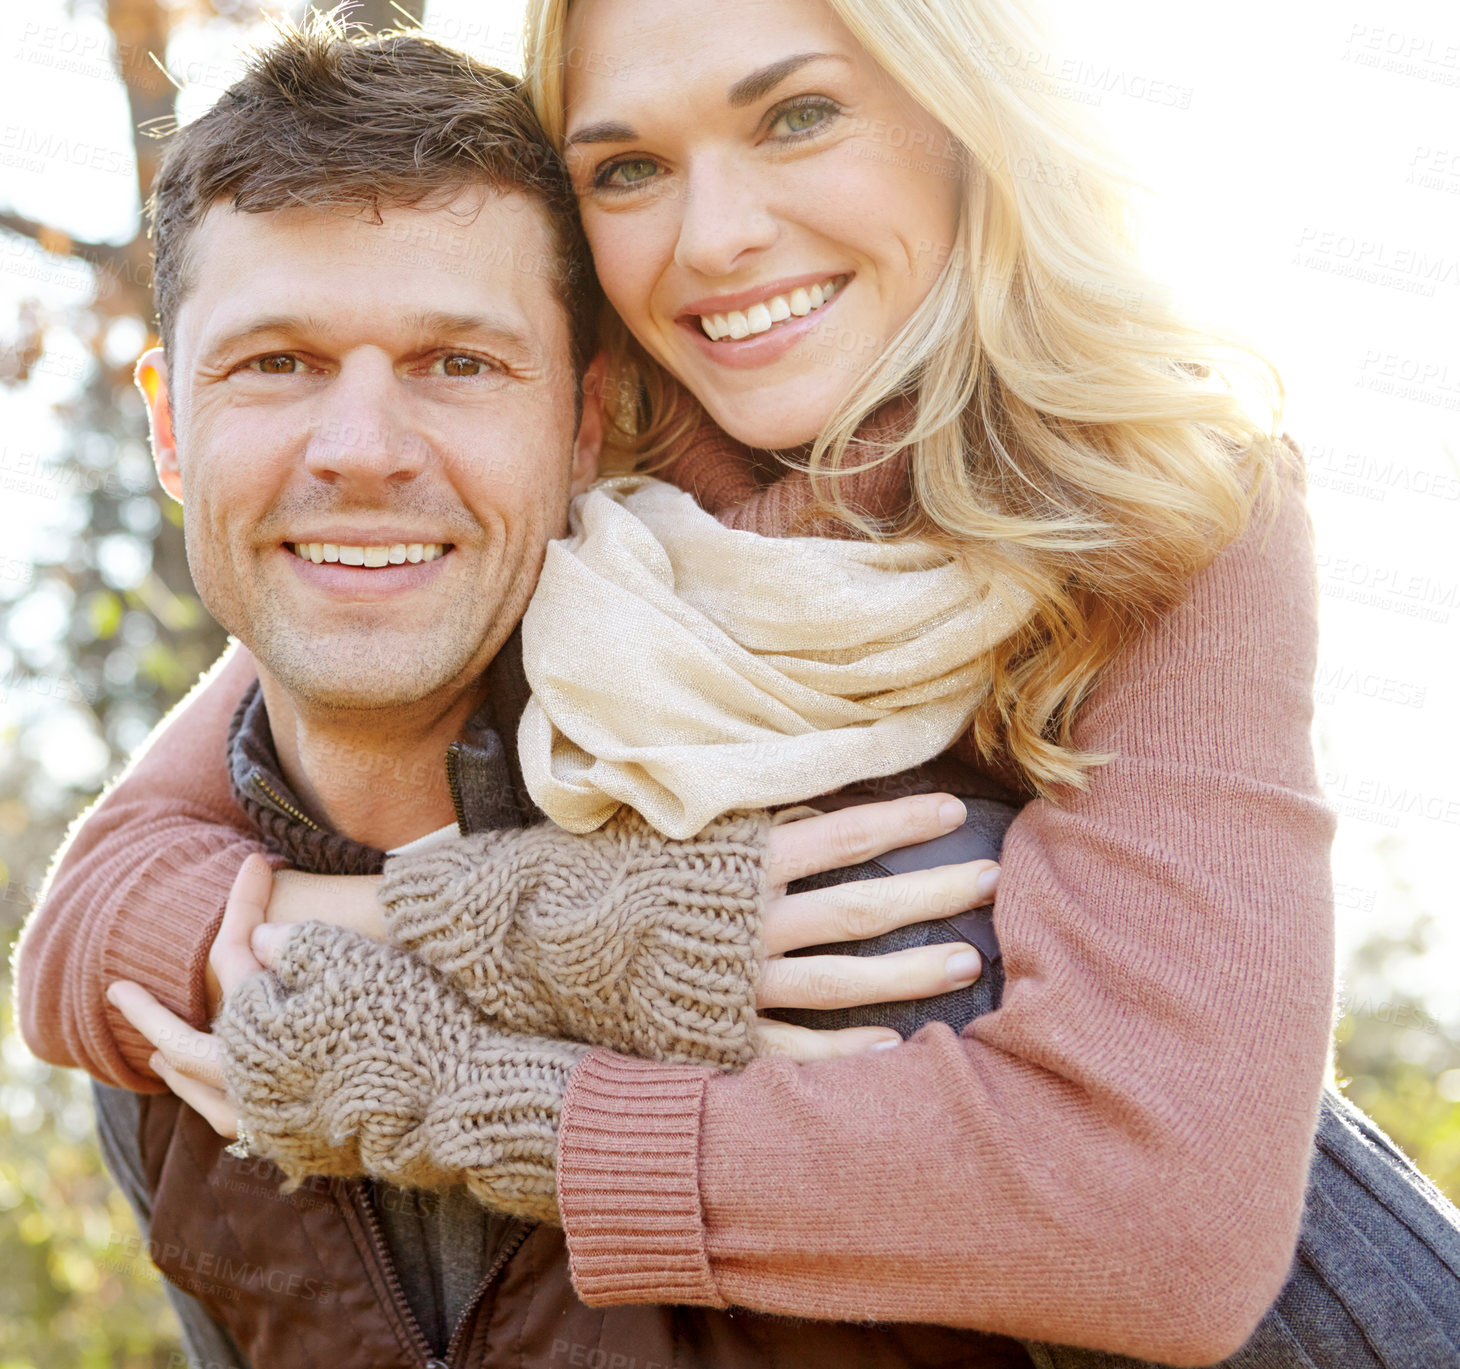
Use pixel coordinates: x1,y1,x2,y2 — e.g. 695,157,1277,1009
148,16,597,373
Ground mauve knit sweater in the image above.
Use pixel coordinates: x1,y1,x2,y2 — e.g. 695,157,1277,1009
15,434,1335,1363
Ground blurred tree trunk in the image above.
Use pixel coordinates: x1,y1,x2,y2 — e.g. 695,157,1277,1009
0,0,232,800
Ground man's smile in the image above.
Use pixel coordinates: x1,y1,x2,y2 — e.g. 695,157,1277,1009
287,540,449,566
276,533,457,602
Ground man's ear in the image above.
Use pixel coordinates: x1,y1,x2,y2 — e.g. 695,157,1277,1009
570,353,608,497
136,347,182,503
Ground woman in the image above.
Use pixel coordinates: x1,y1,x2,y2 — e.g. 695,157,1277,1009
24,0,1460,1364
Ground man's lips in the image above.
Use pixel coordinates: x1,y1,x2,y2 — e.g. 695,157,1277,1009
278,541,454,600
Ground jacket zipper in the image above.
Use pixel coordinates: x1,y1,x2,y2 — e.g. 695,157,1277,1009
352,1180,531,1369
349,1180,442,1365
252,773,320,830
444,741,468,835
440,1221,532,1367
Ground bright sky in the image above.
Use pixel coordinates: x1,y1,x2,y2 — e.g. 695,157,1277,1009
2,0,1457,1019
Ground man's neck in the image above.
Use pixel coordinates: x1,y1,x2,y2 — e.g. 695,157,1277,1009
255,671,489,851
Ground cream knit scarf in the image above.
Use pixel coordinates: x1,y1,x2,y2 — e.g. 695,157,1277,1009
518,475,1032,839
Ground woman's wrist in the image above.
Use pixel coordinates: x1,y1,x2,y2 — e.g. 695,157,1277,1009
378,810,768,1068
267,868,386,938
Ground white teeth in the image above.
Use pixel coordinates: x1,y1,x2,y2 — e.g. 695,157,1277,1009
745,303,773,335
698,277,843,341
295,541,446,566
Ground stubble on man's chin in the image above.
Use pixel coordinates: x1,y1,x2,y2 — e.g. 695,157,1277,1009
247,611,490,716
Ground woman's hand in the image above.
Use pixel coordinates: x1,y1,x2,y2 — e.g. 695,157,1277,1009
201,866,384,1017
189,796,1000,1077
107,853,280,1138
753,794,999,1062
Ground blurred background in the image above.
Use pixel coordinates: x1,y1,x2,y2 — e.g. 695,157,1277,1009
0,0,1456,1362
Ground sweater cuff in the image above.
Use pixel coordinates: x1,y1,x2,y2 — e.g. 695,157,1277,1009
102,840,286,1083
557,1049,724,1308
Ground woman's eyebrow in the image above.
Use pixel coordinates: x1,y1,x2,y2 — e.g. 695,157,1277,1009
728,51,845,107
565,52,849,147
565,120,637,149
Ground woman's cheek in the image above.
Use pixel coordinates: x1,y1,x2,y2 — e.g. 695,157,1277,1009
585,214,661,333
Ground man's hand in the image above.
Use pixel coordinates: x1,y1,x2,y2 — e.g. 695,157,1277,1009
108,854,278,1138
754,794,999,1061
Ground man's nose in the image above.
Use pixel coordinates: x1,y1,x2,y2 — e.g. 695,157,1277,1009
672,154,779,279
303,353,428,487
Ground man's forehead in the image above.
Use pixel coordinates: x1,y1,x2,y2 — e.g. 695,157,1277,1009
178,191,565,356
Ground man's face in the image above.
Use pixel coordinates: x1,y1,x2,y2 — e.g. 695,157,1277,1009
139,190,599,712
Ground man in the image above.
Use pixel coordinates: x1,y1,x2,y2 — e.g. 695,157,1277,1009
18,21,1017,1369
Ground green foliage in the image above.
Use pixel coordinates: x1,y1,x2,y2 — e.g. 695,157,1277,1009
1334,915,1460,1202
0,1003,183,1367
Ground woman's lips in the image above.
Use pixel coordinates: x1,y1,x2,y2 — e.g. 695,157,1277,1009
678,275,851,371
694,275,848,342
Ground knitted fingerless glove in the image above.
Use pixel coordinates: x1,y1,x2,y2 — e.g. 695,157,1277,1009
214,922,588,1226
378,808,768,1070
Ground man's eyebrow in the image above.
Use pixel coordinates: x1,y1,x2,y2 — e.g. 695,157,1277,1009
202,315,327,355
397,309,537,353
201,310,537,358
728,52,844,108
564,53,847,147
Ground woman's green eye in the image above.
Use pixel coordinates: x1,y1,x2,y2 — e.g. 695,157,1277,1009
604,158,659,188
773,103,831,137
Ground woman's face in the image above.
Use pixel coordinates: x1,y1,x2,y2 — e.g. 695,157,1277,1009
562,0,962,449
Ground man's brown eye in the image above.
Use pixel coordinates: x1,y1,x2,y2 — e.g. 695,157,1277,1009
256,354,296,374
442,355,483,377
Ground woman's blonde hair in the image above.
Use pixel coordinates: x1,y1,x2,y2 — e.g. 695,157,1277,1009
524,0,1289,798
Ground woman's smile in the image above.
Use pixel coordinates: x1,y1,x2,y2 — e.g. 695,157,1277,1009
676,271,852,370
685,272,848,342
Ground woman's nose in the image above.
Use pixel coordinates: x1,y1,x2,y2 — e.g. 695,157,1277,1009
672,156,779,279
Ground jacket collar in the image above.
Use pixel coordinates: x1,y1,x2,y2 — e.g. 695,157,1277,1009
226,628,537,874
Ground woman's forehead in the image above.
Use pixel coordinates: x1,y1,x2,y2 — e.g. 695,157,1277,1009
562,0,861,123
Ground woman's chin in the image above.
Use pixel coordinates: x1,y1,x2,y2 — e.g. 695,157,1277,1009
693,387,839,453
